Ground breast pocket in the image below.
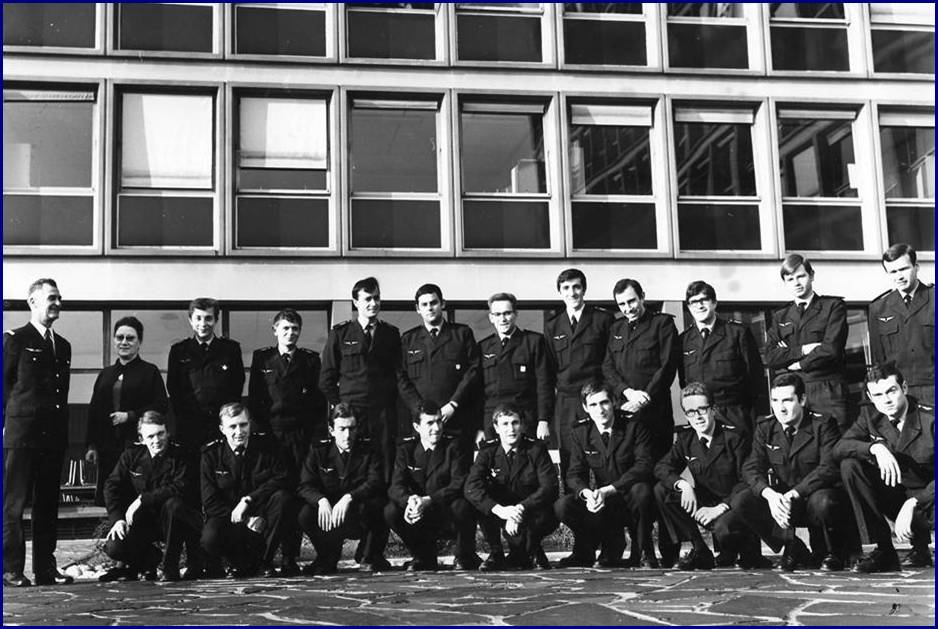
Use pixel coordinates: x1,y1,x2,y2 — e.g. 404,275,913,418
713,350,741,377
634,347,659,369
406,350,426,377
482,354,497,370
585,451,604,472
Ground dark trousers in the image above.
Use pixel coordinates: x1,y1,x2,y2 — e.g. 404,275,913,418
840,458,933,548
477,504,558,558
553,391,583,493
104,497,202,571
201,489,295,568
555,482,653,559
93,449,121,508
654,482,757,555
298,497,389,567
271,426,311,560
805,379,848,433
348,404,396,484
3,447,65,576
384,497,477,562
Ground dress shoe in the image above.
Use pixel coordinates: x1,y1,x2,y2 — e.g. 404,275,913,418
901,547,934,568
556,553,595,568
596,557,631,568
506,551,534,570
819,554,843,572
714,552,738,568
677,548,715,571
479,553,507,571
405,558,439,572
453,554,482,571
227,564,258,579
99,566,134,583
637,552,660,569
658,548,678,569
779,538,812,572
359,557,392,573
141,567,158,581
159,567,182,582
737,554,774,570
852,548,901,573
532,547,551,570
279,559,301,577
34,569,74,586
3,572,31,587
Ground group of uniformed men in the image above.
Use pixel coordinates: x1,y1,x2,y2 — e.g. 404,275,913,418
2,243,933,587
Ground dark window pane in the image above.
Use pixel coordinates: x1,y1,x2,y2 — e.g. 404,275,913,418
879,127,934,199
569,125,651,195
118,4,213,53
564,20,645,65
457,15,541,62
117,196,213,246
351,199,440,248
674,123,755,196
770,3,845,19
669,3,744,17
3,99,93,188
771,27,848,71
778,118,856,198
461,112,545,193
886,205,935,252
238,169,327,192
571,201,656,249
782,203,863,250
564,3,642,14
668,23,748,69
348,10,435,59
349,3,435,9
234,6,325,56
3,3,95,47
463,200,549,248
351,108,437,192
3,195,93,246
236,197,329,248
872,30,935,74
677,203,760,250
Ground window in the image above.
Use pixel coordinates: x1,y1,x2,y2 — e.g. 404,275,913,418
3,88,97,248
456,3,546,63
673,107,761,251
3,3,96,49
349,97,447,251
561,3,648,67
878,110,935,252
666,3,750,69
235,94,332,250
769,3,849,71
116,91,215,249
115,3,215,54
868,4,935,75
567,102,659,251
777,108,863,251
346,3,438,60
233,3,328,57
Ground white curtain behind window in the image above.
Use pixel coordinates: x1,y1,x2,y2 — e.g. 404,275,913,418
239,97,327,169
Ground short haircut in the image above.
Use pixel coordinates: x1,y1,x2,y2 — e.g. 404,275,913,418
770,372,806,398
779,253,814,279
492,403,522,424
414,399,442,422
866,362,905,387
613,278,644,300
113,315,144,341
556,268,587,292
580,380,614,406
27,278,58,298
273,308,303,328
329,402,357,426
685,280,717,303
137,410,166,433
680,382,712,407
882,243,917,267
219,402,249,423
488,292,517,311
352,277,380,300
414,283,444,304
189,297,219,318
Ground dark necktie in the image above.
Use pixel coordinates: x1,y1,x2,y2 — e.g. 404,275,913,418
903,293,913,308
44,329,55,356
201,342,210,353
282,353,292,365
341,450,350,466
501,336,509,349
700,436,710,450
363,325,374,353
234,446,245,457
570,316,578,333
890,418,901,432
628,321,637,333
784,426,796,443
797,302,807,315
701,328,710,340
507,449,515,469
430,328,439,340
601,431,610,447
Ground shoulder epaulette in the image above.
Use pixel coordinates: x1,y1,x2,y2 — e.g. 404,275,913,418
720,423,736,430
655,311,676,318
680,424,694,431
201,439,222,452
918,403,934,413
441,434,454,440
258,346,275,353
332,320,352,330
757,414,775,424
480,332,497,344
402,436,416,442
728,319,744,326
317,438,332,446
574,418,590,426
594,305,610,314
358,436,372,443
871,289,892,302
546,309,564,322
808,410,823,418
299,347,317,355
522,435,537,442
480,438,498,448
3,329,14,336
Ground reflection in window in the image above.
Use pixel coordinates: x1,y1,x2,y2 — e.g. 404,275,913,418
461,108,545,194
667,4,747,69
234,4,326,57
117,3,213,53
3,3,96,48
456,4,542,62
869,4,935,74
778,117,856,198
879,115,935,251
564,4,641,14
769,3,848,71
770,3,845,19
347,3,436,59
562,4,646,66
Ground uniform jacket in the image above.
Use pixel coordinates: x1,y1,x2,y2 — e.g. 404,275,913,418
248,346,325,433
833,398,934,510
764,295,847,383
654,423,750,505
388,434,468,509
103,442,188,525
2,323,71,449
566,414,653,496
320,320,401,407
297,437,383,505
200,432,288,519
743,410,839,499
478,329,554,419
544,305,614,395
868,284,934,389
679,317,763,407
86,357,168,454
465,436,558,514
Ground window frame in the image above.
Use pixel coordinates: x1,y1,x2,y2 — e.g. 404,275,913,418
557,3,661,71
2,2,104,55
865,3,935,78
662,2,764,74
226,3,337,63
107,2,222,59
764,3,868,76
341,3,447,65
451,3,557,68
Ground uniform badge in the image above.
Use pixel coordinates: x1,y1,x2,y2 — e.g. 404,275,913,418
130,471,143,477
262,369,274,374
490,467,501,477
613,335,623,340
765,443,780,451
685,455,698,462
25,347,42,353
344,340,359,346
408,349,422,355
222,364,228,370
407,465,422,472
519,365,527,373
455,364,462,370
585,450,599,455
215,470,230,476
683,350,696,356
553,334,566,340
779,322,793,327
878,316,895,323
320,466,336,473
483,353,496,359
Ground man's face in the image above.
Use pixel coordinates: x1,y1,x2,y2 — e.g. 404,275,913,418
494,413,522,448
615,286,645,322
883,254,919,293
273,319,301,349
583,390,614,430
681,394,714,436
220,411,251,450
29,283,62,327
354,289,381,321
489,299,517,336
769,385,805,429
330,416,358,451
687,292,717,326
414,412,442,447
783,265,814,300
139,422,169,457
416,292,445,327
866,376,909,420
113,325,141,362
189,308,217,341
559,279,585,311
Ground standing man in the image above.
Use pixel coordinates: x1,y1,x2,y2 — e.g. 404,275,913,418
3,278,74,587
764,254,849,432
679,280,764,435
478,293,554,441
397,284,480,453
868,243,934,405
544,268,613,489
